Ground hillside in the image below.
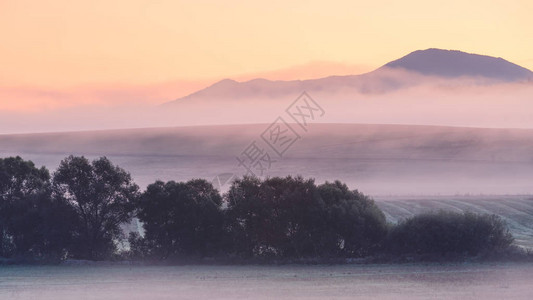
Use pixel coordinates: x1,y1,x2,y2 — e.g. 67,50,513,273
1,123,532,195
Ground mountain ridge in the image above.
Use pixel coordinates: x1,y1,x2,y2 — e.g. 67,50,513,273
383,48,533,80
164,48,533,105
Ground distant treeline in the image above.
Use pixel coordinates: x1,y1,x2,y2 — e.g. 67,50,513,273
0,156,515,263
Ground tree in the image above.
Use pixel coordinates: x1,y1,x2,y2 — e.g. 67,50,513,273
317,181,388,257
52,156,139,260
135,179,225,259
0,156,71,259
224,176,264,257
225,176,387,258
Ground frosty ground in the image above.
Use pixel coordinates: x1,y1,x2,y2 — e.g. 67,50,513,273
1,262,533,299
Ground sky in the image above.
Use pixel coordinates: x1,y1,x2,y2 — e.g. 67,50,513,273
0,0,532,111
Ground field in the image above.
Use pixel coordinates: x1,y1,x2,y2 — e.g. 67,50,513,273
1,123,533,247
1,263,533,299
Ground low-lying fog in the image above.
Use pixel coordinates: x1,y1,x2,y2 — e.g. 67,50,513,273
1,74,532,133
1,123,532,195
1,74,532,195
2,263,533,300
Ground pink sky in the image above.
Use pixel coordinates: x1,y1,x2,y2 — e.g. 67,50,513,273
0,0,532,111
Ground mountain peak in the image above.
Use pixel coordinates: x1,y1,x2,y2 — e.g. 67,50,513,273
165,48,533,106
382,48,533,81
212,78,238,87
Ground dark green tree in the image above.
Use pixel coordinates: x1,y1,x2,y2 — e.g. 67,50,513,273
225,176,387,258
0,156,72,259
224,176,264,257
52,156,139,260
135,179,225,259
317,181,388,257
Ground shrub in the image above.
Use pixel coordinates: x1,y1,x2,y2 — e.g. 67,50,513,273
385,210,514,256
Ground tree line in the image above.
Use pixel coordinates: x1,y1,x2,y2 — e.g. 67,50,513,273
0,156,514,262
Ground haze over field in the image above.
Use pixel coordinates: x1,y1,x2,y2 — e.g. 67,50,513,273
3,263,533,300
1,123,533,195
1,49,533,133
3,2,533,299
1,48,533,195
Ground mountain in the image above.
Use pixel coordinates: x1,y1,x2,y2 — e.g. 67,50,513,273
383,48,533,80
164,48,533,105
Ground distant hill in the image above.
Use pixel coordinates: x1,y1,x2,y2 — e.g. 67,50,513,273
1,123,533,195
383,48,533,80
164,48,533,105
2,124,532,246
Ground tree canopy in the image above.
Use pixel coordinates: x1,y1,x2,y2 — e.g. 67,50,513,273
134,179,224,259
225,176,387,258
0,156,71,259
0,155,519,263
52,156,139,260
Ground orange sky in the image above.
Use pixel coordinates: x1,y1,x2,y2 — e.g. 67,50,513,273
1,0,532,110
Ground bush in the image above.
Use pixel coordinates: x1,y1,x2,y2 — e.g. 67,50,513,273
385,211,514,256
